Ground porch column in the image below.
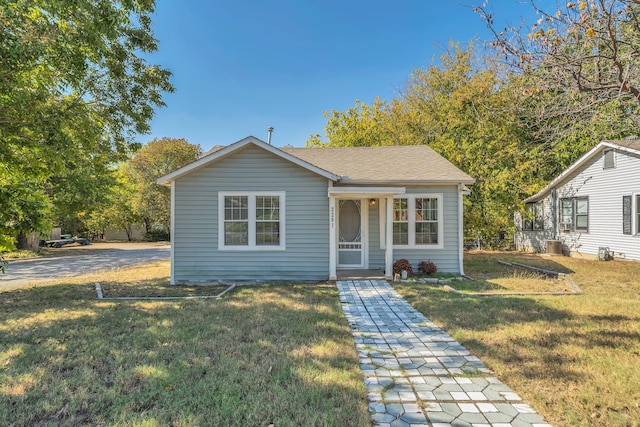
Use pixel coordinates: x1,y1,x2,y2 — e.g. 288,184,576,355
384,195,393,279
329,196,337,280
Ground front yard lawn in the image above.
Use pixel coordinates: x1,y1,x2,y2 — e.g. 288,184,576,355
395,251,640,426
0,262,369,427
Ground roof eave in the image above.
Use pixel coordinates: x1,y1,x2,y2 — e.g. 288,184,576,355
342,178,476,186
156,136,340,185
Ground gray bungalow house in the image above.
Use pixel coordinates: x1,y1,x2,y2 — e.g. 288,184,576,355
157,136,475,283
514,139,640,260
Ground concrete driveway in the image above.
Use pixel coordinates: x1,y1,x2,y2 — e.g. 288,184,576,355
0,242,170,291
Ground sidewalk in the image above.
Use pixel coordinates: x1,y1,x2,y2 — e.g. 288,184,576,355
337,279,551,427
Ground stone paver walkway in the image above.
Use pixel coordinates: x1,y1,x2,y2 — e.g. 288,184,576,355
337,279,551,427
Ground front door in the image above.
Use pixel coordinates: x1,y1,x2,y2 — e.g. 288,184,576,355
337,199,365,268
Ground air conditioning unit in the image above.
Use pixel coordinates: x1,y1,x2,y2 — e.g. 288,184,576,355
560,223,572,232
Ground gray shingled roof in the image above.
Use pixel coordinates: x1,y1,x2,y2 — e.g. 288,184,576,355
281,145,475,184
603,138,640,151
158,137,476,186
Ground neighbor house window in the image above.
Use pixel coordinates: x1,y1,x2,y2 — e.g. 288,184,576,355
218,192,285,250
560,197,589,232
393,194,443,248
603,149,615,169
637,195,640,235
623,196,632,235
523,202,544,231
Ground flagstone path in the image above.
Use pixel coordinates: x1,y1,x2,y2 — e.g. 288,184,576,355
337,279,552,427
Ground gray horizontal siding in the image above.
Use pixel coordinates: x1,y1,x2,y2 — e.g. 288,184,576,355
393,186,462,273
173,145,330,281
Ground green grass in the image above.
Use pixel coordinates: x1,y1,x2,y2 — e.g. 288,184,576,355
93,264,230,298
395,251,640,426
0,262,369,426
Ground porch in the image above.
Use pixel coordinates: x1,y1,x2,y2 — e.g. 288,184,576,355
328,186,405,281
336,268,387,280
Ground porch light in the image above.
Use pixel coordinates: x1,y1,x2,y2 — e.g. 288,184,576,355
369,199,377,206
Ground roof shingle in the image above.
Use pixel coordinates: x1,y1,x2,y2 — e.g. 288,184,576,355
281,145,474,184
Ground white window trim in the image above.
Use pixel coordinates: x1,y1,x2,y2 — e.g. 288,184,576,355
635,193,640,236
379,198,386,250
392,193,444,250
218,191,286,251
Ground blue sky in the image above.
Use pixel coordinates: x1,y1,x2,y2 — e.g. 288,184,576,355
145,1,535,150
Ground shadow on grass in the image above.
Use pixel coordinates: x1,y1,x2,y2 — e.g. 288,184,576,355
393,251,640,425
465,251,575,277
0,282,369,427
396,281,640,423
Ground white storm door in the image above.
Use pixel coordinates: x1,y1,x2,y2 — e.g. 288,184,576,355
337,199,365,267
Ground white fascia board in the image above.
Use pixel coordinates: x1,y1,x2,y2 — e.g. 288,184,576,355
344,178,476,186
156,136,340,185
328,186,406,198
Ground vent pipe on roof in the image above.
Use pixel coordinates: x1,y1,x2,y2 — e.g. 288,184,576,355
267,126,274,144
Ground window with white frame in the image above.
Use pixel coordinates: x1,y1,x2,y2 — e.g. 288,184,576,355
392,194,443,248
218,192,285,250
392,199,409,245
560,197,588,232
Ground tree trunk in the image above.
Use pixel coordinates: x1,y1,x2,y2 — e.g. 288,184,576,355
16,231,28,250
143,217,151,234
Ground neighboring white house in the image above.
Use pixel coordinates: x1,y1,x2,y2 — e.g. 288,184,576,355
157,136,475,283
514,139,640,260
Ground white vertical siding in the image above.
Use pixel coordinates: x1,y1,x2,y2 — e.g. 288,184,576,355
172,145,330,281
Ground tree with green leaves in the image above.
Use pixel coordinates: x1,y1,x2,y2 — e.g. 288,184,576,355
308,44,552,245
1,0,173,249
127,137,202,238
86,168,141,241
307,97,404,147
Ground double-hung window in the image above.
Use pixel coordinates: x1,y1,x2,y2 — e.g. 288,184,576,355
560,197,588,232
523,202,544,231
392,194,443,248
218,192,285,250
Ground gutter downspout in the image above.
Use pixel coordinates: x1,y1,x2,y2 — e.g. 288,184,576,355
458,183,465,276
551,188,557,239
170,180,176,284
